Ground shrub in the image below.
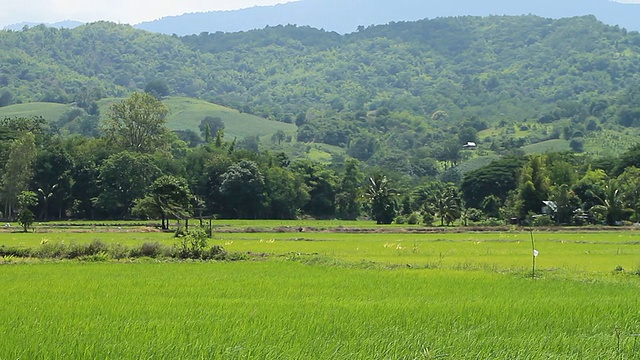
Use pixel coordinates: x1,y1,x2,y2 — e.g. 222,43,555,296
0,246,32,258
67,243,87,259
533,215,555,227
108,243,131,260
86,240,108,255
139,242,163,258
36,241,68,258
68,240,109,259
18,209,35,232
227,252,249,261
176,227,211,259
204,245,227,260
422,211,435,226
407,212,421,225
466,208,485,222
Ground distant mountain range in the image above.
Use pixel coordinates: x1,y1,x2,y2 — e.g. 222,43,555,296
3,20,83,31
135,0,640,35
5,0,640,35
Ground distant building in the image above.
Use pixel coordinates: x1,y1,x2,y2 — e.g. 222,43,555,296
542,201,557,215
463,141,477,149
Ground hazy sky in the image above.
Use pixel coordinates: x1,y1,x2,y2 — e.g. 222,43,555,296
2,0,640,28
0,0,299,28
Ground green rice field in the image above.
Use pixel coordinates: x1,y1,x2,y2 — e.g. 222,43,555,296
1,227,639,358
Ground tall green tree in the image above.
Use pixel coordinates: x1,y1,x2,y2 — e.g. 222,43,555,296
199,116,225,142
433,187,462,226
292,161,337,219
589,181,627,226
104,92,170,153
31,142,73,220
550,184,580,224
364,173,398,224
94,151,162,217
219,160,265,219
617,166,640,221
460,156,526,209
17,191,38,232
263,166,309,219
335,159,364,220
517,155,550,217
140,175,192,229
1,132,37,219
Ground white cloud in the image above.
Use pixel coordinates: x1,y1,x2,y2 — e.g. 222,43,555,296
0,0,298,27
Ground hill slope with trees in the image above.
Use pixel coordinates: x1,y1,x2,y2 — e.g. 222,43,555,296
2,16,640,177
3,16,640,224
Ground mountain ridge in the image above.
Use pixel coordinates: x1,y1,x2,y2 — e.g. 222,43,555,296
3,20,83,31
135,0,640,35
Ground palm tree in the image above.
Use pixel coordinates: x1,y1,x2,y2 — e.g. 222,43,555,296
589,181,627,226
434,189,461,226
37,184,57,221
364,174,398,224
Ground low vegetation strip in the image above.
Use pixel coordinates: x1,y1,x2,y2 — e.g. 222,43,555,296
2,229,640,274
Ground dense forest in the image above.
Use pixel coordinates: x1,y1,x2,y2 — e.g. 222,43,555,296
2,15,640,225
2,92,640,228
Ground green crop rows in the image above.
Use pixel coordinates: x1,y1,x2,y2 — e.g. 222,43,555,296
0,229,639,358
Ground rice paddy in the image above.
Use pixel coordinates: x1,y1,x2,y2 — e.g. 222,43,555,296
0,226,639,358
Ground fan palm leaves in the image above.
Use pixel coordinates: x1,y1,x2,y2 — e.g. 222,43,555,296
434,188,462,226
589,181,627,226
364,174,398,224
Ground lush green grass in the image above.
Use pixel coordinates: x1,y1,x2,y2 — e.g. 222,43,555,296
1,229,640,358
0,261,638,358
2,228,640,274
0,102,69,121
212,231,640,274
0,231,171,248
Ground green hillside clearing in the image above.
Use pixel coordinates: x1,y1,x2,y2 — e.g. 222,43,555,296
162,97,296,138
97,96,296,139
523,139,571,154
0,102,69,122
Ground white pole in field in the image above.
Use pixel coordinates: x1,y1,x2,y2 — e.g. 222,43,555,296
530,230,538,278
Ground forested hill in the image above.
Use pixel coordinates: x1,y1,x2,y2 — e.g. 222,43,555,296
136,0,640,35
3,15,640,118
2,15,640,173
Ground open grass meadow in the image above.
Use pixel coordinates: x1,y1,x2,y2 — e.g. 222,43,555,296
0,102,70,122
1,226,640,358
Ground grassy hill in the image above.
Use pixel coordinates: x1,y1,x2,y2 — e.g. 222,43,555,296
523,139,571,154
96,97,296,140
0,103,69,122
161,97,296,139
1,97,296,142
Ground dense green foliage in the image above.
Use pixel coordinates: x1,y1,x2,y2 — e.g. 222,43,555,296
3,16,640,223
3,16,640,165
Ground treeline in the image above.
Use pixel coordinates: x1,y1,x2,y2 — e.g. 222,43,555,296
2,93,640,227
